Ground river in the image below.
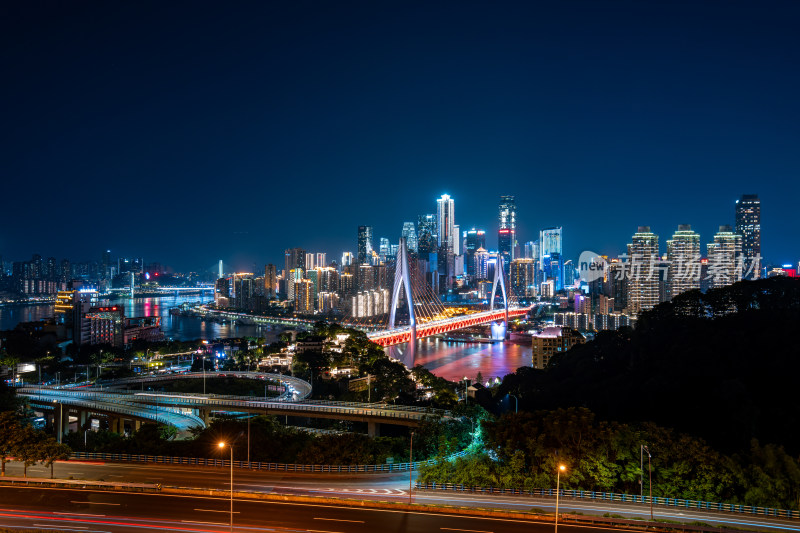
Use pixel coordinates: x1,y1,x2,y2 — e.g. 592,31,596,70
1,296,531,380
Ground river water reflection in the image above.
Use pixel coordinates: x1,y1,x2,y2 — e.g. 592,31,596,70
386,337,532,382
2,296,530,380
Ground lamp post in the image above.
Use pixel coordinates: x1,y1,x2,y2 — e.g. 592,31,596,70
408,430,414,503
508,393,518,413
643,445,653,521
555,464,566,533
218,441,233,532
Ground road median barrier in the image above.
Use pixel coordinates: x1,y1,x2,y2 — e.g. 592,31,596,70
0,476,161,492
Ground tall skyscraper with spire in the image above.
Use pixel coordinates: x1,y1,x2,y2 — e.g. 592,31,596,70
498,195,516,269
735,194,761,279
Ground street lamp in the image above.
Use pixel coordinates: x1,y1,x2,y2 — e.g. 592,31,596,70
408,430,414,504
643,445,653,521
218,441,233,532
508,393,518,413
555,464,566,533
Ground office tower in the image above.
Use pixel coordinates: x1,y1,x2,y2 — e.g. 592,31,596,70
218,260,223,279
436,194,455,253
626,226,660,315
401,222,418,253
264,264,277,298
101,250,111,280
510,258,536,297
498,196,517,266
666,224,701,298
707,225,743,289
523,241,538,260
305,253,316,271
417,214,437,258
379,237,390,262
284,248,305,291
357,225,373,264
735,194,761,279
463,229,486,277
452,225,460,256
316,253,327,268
540,227,564,291
563,259,576,287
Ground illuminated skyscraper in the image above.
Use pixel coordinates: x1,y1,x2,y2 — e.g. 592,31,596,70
341,251,354,267
498,196,516,268
463,229,486,277
735,194,761,279
264,264,277,298
666,224,701,298
357,225,373,264
626,226,659,315
316,253,327,268
436,194,455,253
707,225,743,289
539,227,564,291
401,222,418,253
417,214,437,258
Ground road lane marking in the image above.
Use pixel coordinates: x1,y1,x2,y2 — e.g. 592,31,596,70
441,529,493,533
69,501,120,506
181,520,228,526
314,517,365,523
194,508,241,513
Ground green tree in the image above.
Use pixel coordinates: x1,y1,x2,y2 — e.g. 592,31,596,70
0,412,23,476
38,437,71,478
13,425,42,477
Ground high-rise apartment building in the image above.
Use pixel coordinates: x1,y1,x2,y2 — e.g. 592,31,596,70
305,253,316,271
510,258,536,297
626,226,659,315
293,279,314,313
341,252,354,267
316,253,327,268
264,264,277,298
666,224,701,298
436,194,455,253
357,226,373,264
735,194,761,279
707,225,743,289
498,196,517,267
284,248,305,290
401,222,418,253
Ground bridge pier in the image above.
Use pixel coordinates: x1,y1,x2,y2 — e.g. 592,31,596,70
368,421,381,437
78,410,88,430
59,406,71,439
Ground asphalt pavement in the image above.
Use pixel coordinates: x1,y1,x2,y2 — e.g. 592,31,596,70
0,486,630,533
2,461,797,533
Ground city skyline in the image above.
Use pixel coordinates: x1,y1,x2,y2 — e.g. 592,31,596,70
2,2,799,269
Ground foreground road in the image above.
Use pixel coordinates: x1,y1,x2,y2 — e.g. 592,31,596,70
3,461,797,532
0,486,627,533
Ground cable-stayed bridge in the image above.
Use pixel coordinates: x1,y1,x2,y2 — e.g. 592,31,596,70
358,238,532,358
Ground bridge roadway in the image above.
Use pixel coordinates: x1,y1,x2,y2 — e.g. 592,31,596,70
368,307,531,346
18,372,446,435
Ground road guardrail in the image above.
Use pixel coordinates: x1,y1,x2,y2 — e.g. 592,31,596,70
415,482,799,520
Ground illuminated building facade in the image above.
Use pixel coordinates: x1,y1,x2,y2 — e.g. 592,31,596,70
666,224,701,298
626,226,660,315
707,225,743,289
498,196,516,269
735,194,761,279
357,225,373,264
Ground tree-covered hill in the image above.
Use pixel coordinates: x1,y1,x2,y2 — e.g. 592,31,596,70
496,277,800,455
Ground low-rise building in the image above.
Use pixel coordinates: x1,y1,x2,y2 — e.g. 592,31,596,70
531,326,584,369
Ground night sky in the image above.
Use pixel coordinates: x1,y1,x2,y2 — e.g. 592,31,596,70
2,1,799,271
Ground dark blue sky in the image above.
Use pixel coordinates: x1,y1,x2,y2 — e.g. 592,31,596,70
2,1,798,271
